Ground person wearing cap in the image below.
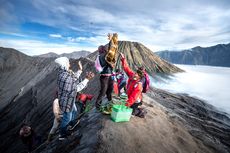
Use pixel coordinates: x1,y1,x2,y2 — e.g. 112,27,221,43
55,57,94,140
120,53,144,113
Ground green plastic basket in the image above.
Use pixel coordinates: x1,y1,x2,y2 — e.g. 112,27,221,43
111,104,133,122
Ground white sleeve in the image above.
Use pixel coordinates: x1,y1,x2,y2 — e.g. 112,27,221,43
75,78,89,92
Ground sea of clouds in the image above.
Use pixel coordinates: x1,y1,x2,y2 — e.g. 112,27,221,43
153,64,230,114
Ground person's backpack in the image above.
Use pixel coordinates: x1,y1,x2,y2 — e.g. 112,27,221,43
95,55,103,73
95,54,107,73
140,72,150,93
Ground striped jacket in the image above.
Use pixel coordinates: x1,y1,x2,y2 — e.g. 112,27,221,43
57,68,88,112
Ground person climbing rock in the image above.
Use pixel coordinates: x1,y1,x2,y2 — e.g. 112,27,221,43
120,52,147,118
55,57,94,140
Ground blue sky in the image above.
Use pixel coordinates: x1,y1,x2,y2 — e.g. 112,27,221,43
0,0,230,55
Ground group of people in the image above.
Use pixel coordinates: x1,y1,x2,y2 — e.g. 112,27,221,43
53,45,147,141
19,43,148,151
95,46,147,115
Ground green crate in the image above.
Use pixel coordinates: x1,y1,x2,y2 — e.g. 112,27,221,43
111,105,133,122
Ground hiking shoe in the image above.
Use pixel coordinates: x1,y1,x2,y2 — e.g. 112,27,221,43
102,110,111,115
106,102,113,112
101,106,112,115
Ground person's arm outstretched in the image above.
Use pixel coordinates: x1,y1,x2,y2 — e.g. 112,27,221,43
120,53,135,78
73,72,94,92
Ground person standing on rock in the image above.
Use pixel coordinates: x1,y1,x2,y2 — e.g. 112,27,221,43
120,53,147,117
95,45,114,112
55,57,94,140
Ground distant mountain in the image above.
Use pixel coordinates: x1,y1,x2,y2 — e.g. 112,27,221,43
37,50,91,59
37,52,58,58
87,41,184,75
156,43,230,67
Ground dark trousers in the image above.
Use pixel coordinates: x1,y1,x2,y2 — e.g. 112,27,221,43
130,102,142,111
95,76,114,107
131,102,147,118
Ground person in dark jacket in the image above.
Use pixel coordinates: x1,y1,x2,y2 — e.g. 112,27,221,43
95,45,114,111
19,124,41,152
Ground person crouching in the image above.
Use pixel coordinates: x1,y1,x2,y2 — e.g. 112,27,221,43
120,52,146,117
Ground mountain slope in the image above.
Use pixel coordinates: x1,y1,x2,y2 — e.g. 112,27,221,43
87,41,184,74
0,48,97,153
0,46,229,153
156,43,230,67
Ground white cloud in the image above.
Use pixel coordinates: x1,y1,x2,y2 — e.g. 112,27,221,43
0,38,97,56
1,0,230,54
0,31,27,37
49,34,62,38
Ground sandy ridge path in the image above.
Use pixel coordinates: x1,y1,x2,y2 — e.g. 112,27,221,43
96,94,213,153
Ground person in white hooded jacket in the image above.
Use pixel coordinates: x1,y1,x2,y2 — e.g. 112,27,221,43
53,57,94,140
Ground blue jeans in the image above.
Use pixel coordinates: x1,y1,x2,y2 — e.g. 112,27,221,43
60,103,77,136
119,81,126,94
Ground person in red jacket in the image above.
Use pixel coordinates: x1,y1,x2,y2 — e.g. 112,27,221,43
120,53,144,112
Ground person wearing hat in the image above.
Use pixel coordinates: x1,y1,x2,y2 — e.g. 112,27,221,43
120,53,144,114
55,57,94,140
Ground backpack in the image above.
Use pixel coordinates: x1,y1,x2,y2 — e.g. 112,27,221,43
94,54,107,73
140,72,150,93
95,55,103,73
